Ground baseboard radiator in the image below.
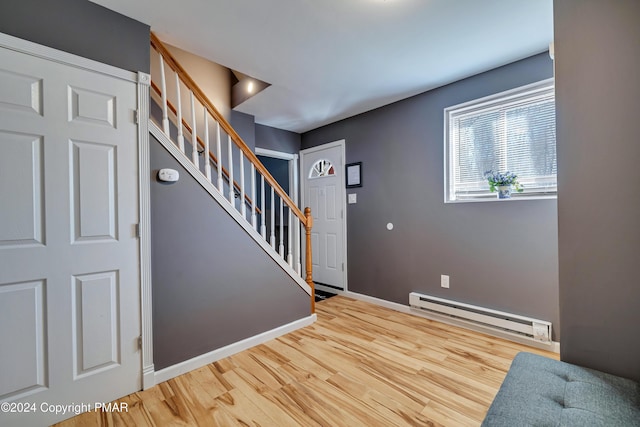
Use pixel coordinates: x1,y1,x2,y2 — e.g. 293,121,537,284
409,292,552,344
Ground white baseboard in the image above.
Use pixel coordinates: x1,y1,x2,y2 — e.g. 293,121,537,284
153,314,317,385
342,291,560,354
341,290,413,313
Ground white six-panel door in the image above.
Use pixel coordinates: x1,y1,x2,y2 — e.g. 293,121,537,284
301,141,346,290
0,45,141,426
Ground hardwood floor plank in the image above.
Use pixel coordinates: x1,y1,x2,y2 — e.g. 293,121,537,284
55,296,558,427
214,388,282,426
179,365,234,402
221,370,297,424
325,371,433,426
294,334,430,412
421,399,480,427
258,387,324,427
285,382,358,427
264,338,336,381
150,381,202,426
227,353,287,391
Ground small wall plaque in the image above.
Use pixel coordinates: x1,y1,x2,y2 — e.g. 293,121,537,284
346,162,362,188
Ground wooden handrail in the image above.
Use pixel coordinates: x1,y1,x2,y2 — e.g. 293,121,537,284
305,208,314,313
150,32,307,226
150,80,259,213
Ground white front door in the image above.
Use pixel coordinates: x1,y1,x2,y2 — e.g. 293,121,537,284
301,141,346,290
0,45,141,426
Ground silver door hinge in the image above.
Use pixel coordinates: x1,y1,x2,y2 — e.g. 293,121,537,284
135,224,141,238
137,336,143,350
134,110,139,124
342,263,345,271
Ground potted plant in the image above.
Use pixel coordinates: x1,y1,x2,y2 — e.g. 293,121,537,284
484,170,523,199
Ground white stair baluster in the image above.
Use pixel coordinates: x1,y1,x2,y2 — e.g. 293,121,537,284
260,175,266,239
240,151,246,218
279,198,284,257
293,154,301,275
203,110,211,181
270,187,275,249
296,216,301,275
190,91,198,167
159,54,170,135
228,135,234,204
216,122,223,192
175,74,184,152
287,207,293,266
251,164,256,229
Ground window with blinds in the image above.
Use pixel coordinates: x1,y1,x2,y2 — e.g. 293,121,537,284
444,79,556,202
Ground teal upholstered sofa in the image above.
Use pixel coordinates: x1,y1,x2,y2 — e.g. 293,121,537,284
482,352,640,427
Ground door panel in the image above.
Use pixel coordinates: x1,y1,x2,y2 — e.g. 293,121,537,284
311,231,320,268
325,184,337,219
68,86,116,128
0,280,46,400
0,45,140,426
70,140,117,242
309,186,319,218
0,68,43,115
72,271,120,378
0,132,44,246
326,234,337,270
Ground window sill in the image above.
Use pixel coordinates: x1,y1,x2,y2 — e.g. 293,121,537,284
445,194,557,204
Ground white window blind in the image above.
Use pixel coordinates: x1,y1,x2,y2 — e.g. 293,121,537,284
445,79,556,202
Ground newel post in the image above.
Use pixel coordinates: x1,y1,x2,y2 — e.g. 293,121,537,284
304,207,315,313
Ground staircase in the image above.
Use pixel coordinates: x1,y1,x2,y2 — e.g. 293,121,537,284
149,33,315,311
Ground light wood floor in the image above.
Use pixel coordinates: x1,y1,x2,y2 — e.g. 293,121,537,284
55,296,557,427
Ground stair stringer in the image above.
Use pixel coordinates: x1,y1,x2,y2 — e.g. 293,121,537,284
150,121,311,296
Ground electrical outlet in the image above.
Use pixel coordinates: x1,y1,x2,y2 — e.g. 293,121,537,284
441,275,450,288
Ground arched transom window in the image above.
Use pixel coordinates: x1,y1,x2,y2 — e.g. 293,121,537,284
309,159,335,178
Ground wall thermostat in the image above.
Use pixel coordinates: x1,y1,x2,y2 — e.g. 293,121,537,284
158,168,179,182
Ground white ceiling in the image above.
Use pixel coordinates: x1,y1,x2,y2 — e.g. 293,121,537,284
90,0,553,133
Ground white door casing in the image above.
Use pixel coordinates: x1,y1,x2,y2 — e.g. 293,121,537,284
254,147,299,208
0,41,141,426
300,141,347,291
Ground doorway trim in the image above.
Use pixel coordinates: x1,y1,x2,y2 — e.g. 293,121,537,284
300,140,348,292
0,31,153,389
255,147,299,207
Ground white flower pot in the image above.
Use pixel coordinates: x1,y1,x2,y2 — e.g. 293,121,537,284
498,185,512,199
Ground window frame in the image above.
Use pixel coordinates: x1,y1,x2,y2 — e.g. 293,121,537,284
308,159,336,179
444,78,557,203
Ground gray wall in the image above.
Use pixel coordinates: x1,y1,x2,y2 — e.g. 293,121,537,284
0,0,150,73
150,136,310,370
302,53,560,339
555,0,640,381
256,123,302,154
259,157,290,194
230,110,256,151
